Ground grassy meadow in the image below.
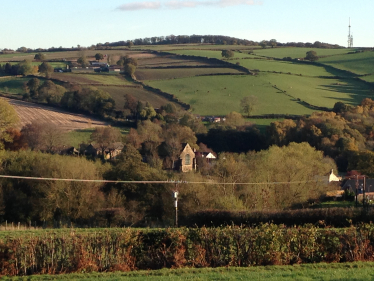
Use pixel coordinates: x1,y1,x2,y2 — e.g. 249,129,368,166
51,73,130,85
237,58,335,76
1,45,373,121
135,67,243,81
0,77,29,94
4,262,374,280
319,50,374,75
146,75,316,116
169,49,253,59
252,47,351,59
266,73,374,107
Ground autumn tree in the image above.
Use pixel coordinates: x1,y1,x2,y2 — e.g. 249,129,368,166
90,126,122,159
21,122,67,153
0,150,105,223
95,53,104,61
34,53,46,61
17,60,34,75
77,56,88,67
240,95,258,117
124,93,138,117
25,78,40,98
305,50,318,61
225,111,246,127
221,50,234,58
269,39,277,48
38,62,54,78
37,80,66,104
0,99,19,149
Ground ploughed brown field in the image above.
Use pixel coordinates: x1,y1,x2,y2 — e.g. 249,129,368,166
3,98,109,131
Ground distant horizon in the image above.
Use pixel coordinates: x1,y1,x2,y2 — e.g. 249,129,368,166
2,0,373,50
1,35,351,51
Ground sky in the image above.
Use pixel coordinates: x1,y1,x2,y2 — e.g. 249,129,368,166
1,0,373,50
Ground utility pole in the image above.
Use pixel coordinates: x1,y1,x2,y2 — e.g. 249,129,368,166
355,174,358,207
173,184,179,227
363,176,366,207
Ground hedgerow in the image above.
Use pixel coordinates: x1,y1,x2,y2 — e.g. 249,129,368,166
2,224,374,276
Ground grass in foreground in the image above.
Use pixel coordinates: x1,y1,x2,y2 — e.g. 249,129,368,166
4,262,374,280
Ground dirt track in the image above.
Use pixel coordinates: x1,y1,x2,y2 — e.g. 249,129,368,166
3,98,109,131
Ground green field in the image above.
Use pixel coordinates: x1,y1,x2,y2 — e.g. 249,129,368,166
146,75,316,116
135,67,243,80
4,262,374,280
170,49,253,59
238,58,334,76
267,73,374,107
319,51,374,75
52,73,130,85
97,85,177,110
0,77,30,94
252,47,350,59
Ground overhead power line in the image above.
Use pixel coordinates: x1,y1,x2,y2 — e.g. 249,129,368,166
0,174,326,186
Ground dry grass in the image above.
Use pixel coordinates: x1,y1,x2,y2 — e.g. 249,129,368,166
4,98,109,131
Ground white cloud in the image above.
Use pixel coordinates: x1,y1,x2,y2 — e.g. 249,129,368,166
117,2,162,11
117,0,262,11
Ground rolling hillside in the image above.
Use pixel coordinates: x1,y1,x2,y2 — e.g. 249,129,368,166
1,45,373,127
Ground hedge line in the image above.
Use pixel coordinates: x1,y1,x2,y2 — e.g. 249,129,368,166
2,224,374,276
181,208,372,228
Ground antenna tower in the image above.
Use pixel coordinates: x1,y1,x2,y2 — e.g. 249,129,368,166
348,18,353,48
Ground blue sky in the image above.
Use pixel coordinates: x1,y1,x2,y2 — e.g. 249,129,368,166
1,0,373,50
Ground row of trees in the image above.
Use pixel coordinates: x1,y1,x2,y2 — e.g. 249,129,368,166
8,37,342,54
0,141,334,224
0,96,336,225
0,61,53,77
22,78,116,117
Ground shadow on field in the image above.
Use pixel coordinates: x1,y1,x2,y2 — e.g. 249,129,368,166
318,79,374,104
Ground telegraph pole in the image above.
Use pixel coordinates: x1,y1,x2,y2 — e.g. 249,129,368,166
173,183,179,227
355,174,358,207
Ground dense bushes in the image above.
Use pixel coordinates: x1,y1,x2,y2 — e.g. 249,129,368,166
181,208,373,227
2,224,374,276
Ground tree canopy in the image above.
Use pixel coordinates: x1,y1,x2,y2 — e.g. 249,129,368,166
305,50,318,61
0,99,19,148
221,50,234,58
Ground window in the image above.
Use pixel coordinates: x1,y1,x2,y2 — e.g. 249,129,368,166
185,154,191,165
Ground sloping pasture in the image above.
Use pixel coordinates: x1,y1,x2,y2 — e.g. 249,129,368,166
319,51,374,76
51,73,131,85
0,77,30,94
96,86,178,110
145,75,316,116
135,68,243,81
266,73,374,107
252,47,350,59
137,56,212,67
169,50,252,59
238,58,334,76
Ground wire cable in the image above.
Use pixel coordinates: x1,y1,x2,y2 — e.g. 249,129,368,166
0,174,327,185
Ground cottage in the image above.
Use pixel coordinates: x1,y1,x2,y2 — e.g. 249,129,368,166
84,142,124,160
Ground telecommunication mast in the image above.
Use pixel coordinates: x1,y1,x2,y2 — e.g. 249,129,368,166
348,18,353,48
